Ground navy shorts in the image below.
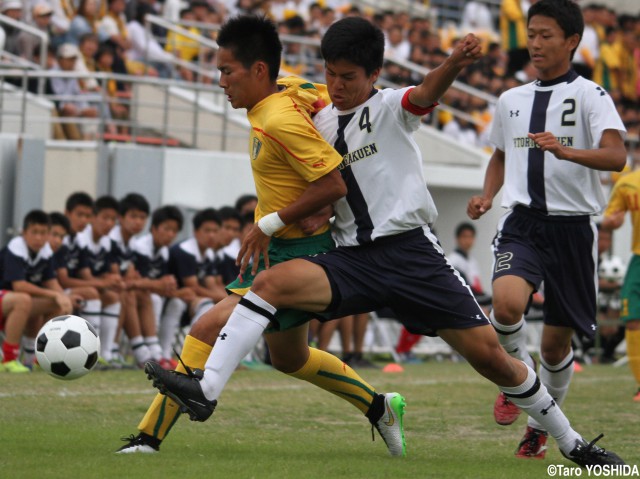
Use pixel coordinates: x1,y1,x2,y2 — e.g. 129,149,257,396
303,227,489,336
492,206,598,339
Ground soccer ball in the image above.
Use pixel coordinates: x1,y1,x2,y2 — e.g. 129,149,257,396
35,315,100,380
598,256,627,283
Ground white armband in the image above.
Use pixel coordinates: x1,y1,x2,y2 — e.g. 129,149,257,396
257,212,285,236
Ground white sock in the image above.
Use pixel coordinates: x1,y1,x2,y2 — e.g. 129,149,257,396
130,335,151,366
159,298,186,359
100,303,121,361
200,291,273,401
82,299,102,334
190,299,214,325
145,336,163,361
150,294,163,330
499,364,581,454
21,337,36,366
490,311,534,368
528,351,575,431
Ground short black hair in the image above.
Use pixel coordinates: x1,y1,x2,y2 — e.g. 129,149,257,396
193,208,221,230
119,193,150,216
455,222,476,238
94,195,119,214
528,0,583,60
23,209,51,231
321,17,385,76
65,191,94,212
151,205,184,230
49,212,71,234
217,15,282,81
218,206,243,225
235,194,258,213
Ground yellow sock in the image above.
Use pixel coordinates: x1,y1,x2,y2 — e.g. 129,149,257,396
288,347,376,414
626,329,640,386
138,335,212,440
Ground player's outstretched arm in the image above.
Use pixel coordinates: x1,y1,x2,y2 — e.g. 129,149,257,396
409,33,482,108
468,148,505,220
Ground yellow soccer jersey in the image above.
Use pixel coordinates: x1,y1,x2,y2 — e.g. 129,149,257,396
248,77,342,239
605,170,640,255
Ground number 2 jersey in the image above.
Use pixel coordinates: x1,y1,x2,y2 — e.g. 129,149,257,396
490,69,626,215
313,87,438,247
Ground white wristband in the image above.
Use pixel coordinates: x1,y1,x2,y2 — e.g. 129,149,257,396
257,212,285,236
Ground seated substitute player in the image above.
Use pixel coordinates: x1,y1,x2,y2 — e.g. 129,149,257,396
0,210,78,368
48,212,102,330
131,205,189,369
117,16,404,456
215,206,244,285
78,195,125,364
467,0,628,460
109,193,155,367
0,289,32,373
146,17,624,466
156,208,226,363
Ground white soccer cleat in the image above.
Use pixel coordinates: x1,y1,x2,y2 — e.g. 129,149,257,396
373,392,407,457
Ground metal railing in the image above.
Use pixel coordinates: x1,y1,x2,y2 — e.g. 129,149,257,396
0,13,49,94
0,67,245,147
142,14,219,83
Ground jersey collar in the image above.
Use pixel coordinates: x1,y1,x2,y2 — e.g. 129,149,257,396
535,68,579,87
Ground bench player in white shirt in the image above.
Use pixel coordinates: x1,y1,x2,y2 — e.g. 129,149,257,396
147,16,624,466
467,0,627,461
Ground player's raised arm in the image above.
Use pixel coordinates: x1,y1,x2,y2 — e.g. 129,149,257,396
408,33,483,108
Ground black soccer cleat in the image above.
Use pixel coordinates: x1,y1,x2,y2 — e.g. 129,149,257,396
116,433,160,454
144,361,217,422
561,434,625,467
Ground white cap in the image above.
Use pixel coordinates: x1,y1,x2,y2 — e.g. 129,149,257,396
2,0,23,11
57,43,80,59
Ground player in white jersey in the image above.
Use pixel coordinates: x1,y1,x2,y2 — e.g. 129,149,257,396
467,0,627,460
147,16,624,466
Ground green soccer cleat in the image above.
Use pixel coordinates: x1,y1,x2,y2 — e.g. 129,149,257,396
373,392,407,457
1,360,30,373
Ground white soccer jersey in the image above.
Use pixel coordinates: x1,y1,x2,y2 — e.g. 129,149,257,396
314,87,438,247
490,70,626,215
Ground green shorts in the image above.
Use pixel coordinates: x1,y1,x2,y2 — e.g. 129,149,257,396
621,254,640,322
226,230,334,332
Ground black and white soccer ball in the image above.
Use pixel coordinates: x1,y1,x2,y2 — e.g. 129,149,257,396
598,256,627,283
35,315,100,380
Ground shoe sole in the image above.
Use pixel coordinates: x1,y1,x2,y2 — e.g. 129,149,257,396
144,363,205,422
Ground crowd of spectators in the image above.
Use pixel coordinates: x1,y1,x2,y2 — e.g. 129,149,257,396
0,0,638,149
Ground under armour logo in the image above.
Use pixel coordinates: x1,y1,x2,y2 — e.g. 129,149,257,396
540,399,556,415
595,86,606,97
510,110,519,117
219,333,227,340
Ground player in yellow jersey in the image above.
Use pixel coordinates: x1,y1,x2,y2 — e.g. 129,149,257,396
118,15,406,456
602,169,640,401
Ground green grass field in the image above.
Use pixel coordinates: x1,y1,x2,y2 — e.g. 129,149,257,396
1,360,638,479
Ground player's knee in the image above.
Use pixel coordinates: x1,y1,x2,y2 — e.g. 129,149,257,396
15,292,32,312
490,299,523,325
540,344,572,366
83,287,100,300
251,270,280,300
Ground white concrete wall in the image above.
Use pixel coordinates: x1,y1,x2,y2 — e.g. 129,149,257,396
162,149,255,208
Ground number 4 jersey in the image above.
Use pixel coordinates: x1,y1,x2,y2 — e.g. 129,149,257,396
314,87,438,247
490,69,626,216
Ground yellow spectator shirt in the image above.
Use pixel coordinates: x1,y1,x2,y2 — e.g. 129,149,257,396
605,170,640,255
500,0,528,51
248,77,342,239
